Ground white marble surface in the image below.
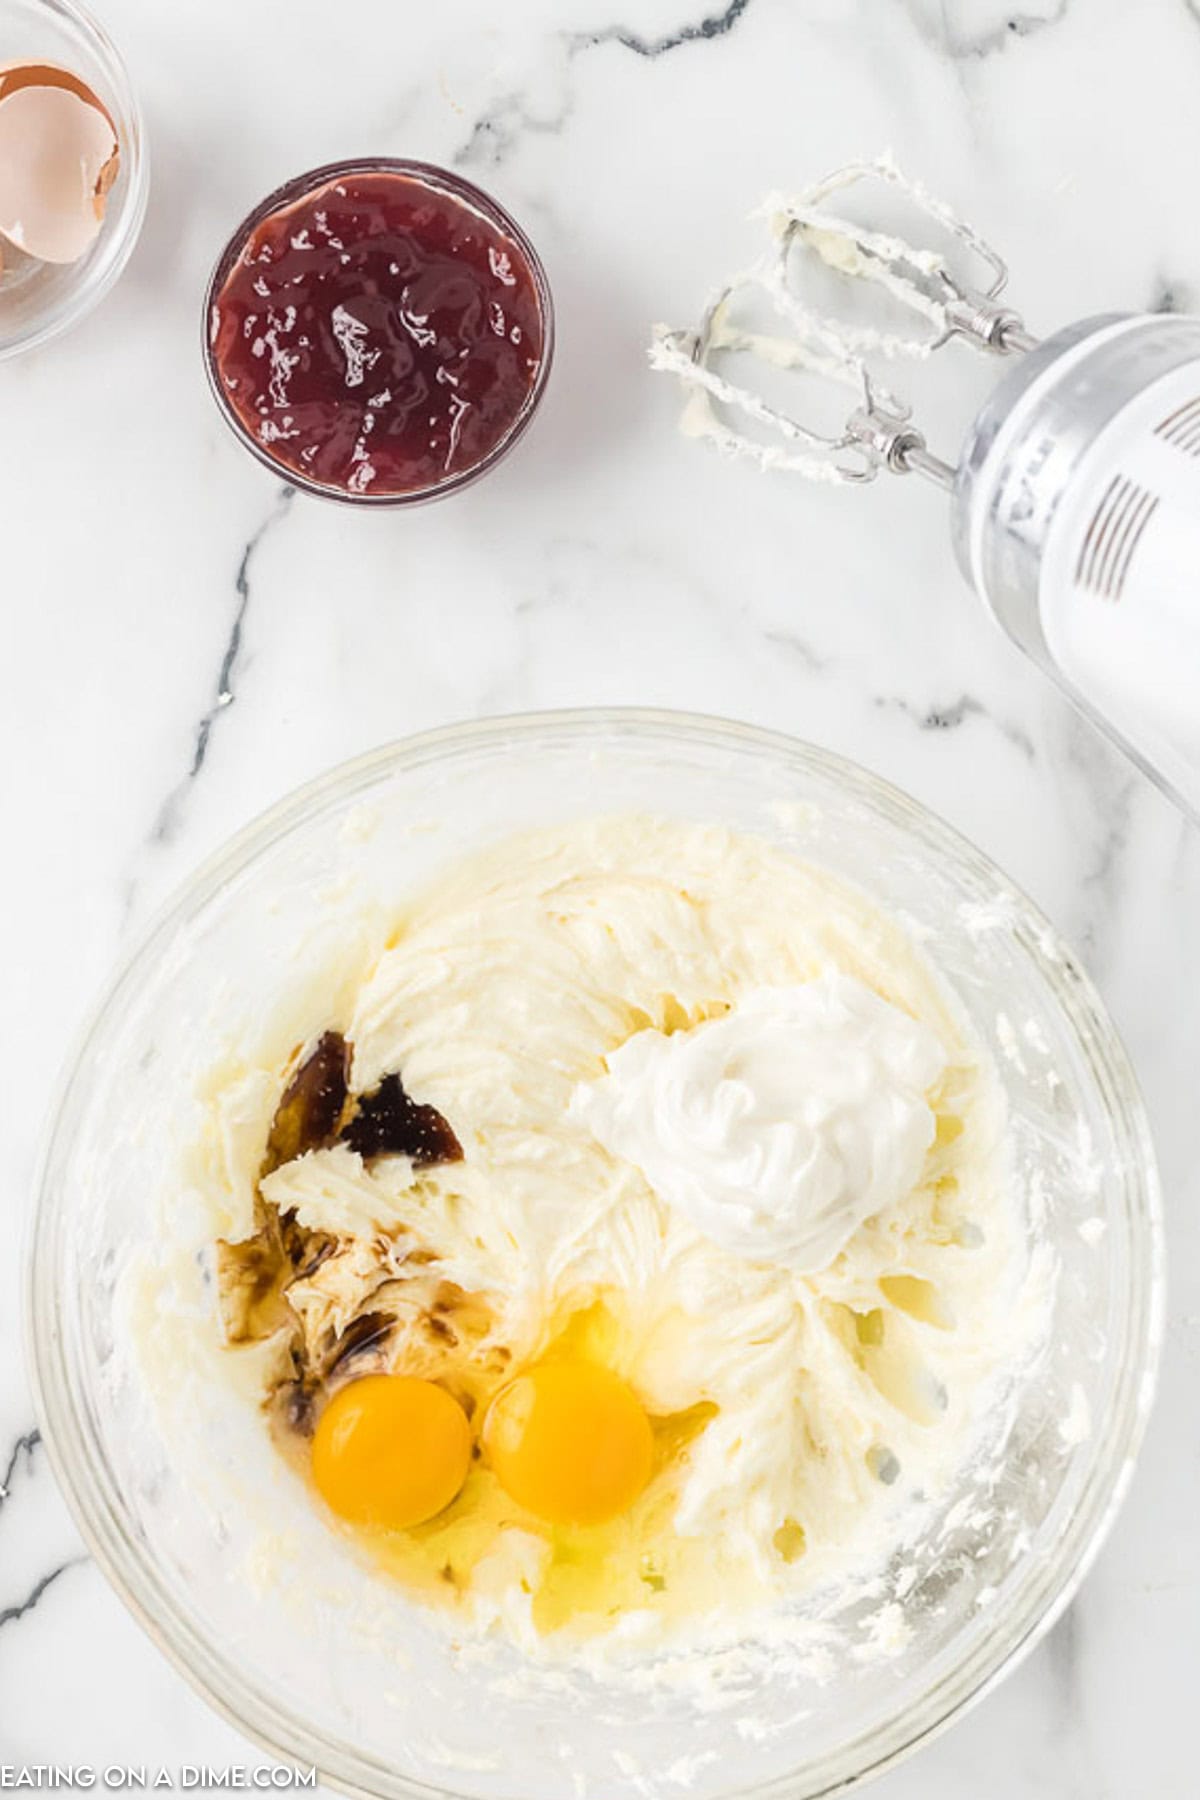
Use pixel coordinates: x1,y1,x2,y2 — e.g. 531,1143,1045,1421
2,0,1198,1792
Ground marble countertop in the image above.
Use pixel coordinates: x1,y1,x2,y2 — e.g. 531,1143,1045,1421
2,1,1197,1793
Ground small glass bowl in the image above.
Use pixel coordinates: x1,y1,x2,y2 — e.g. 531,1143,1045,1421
202,158,555,506
0,0,148,361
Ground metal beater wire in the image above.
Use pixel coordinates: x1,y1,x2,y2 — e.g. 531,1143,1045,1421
650,155,1028,485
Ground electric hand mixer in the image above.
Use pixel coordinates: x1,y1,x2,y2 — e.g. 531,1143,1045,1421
651,158,1200,823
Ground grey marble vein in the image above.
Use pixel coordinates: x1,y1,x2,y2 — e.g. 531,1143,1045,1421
575,0,754,59
457,1,756,165
457,91,573,171
0,1428,40,1506
875,691,1036,759
151,485,295,847
1079,781,1136,967
1055,712,1138,966
1151,275,1198,316
764,626,829,676
0,1557,86,1632
898,0,1069,60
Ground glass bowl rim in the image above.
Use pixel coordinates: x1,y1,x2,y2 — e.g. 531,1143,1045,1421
0,0,150,362
201,156,555,507
24,706,1166,1800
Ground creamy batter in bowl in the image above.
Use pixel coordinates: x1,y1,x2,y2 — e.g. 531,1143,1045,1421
27,711,1163,1800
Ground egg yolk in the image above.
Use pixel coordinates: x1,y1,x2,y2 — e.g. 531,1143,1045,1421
483,1360,654,1526
311,1374,471,1531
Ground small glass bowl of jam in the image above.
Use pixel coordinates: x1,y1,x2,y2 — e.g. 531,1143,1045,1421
203,158,553,506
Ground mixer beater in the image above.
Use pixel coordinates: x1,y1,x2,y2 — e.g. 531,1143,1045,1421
652,157,1200,821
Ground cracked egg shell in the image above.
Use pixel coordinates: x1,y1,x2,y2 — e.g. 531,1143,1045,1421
0,63,119,264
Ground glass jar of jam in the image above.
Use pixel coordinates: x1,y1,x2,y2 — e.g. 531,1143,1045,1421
203,158,553,506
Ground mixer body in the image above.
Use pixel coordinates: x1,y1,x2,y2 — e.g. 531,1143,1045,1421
953,313,1200,821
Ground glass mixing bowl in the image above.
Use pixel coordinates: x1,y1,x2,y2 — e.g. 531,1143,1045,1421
0,0,148,360
26,710,1163,1799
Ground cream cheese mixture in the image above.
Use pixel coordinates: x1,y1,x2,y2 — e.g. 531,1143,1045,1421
572,974,948,1273
194,815,1037,1654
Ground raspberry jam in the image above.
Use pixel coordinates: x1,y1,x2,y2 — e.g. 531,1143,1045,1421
206,162,551,503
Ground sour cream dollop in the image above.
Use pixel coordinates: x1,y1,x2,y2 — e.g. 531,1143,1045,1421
573,973,947,1272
